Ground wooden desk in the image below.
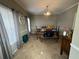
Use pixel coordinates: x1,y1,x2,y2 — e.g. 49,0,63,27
36,28,59,40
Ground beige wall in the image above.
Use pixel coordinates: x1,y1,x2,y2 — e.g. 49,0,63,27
57,6,77,30
19,15,28,36
31,15,57,32
15,13,28,45
0,0,27,16
31,5,77,32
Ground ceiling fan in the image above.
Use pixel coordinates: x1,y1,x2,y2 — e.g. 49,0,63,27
43,5,51,16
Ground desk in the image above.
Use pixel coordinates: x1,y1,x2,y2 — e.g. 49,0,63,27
36,28,59,40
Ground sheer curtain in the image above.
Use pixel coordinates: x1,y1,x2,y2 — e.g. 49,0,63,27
12,11,21,48
0,4,18,55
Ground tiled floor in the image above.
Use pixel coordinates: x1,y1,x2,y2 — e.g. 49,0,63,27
13,36,67,59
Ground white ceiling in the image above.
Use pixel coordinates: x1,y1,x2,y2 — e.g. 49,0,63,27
14,0,79,15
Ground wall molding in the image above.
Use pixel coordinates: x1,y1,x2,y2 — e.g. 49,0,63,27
70,43,79,52
58,2,79,14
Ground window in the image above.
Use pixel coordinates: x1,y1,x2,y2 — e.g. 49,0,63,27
27,17,31,32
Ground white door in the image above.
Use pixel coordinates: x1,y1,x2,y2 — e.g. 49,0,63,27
69,4,79,59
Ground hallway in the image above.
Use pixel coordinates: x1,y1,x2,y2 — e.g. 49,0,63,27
13,36,67,59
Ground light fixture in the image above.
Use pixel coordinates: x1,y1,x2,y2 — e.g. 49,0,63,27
43,6,51,16
63,31,67,36
40,51,43,55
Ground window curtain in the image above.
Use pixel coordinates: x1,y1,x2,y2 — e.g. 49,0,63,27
12,11,21,48
0,4,18,55
0,18,11,59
